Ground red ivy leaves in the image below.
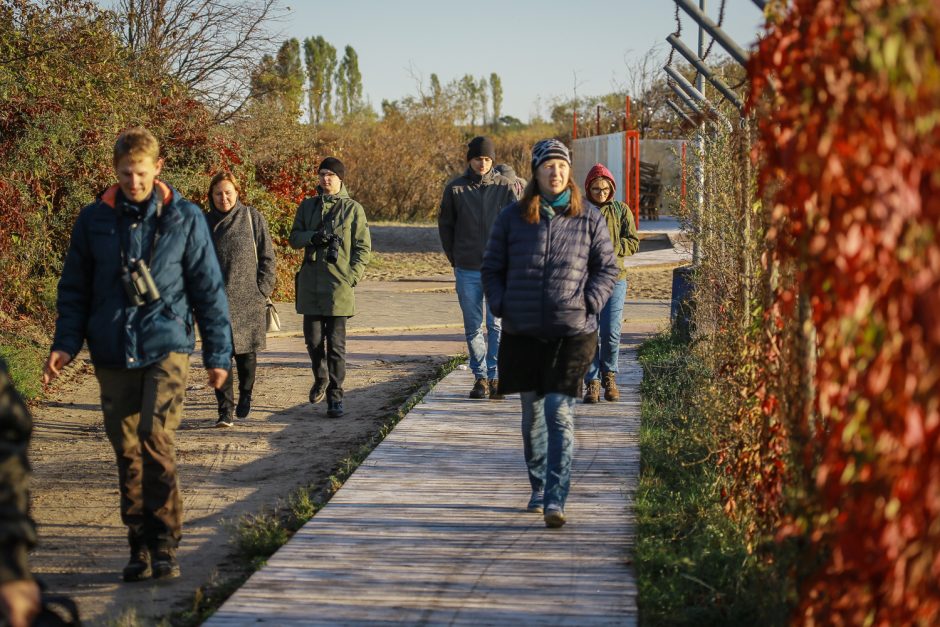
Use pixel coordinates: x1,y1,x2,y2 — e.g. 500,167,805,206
751,0,940,623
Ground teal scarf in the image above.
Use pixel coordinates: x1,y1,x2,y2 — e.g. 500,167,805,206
539,189,571,219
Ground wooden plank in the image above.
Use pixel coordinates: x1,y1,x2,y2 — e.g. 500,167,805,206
205,351,641,626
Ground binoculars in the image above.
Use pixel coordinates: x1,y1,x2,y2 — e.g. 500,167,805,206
121,258,161,306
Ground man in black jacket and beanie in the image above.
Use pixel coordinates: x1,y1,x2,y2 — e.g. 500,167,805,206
438,136,519,400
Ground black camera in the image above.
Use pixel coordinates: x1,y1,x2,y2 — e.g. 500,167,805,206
313,229,342,264
121,259,161,306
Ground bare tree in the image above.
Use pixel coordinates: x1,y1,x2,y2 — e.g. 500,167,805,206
113,0,288,120
616,44,672,136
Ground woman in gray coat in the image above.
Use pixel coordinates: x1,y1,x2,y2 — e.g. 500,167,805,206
206,172,277,427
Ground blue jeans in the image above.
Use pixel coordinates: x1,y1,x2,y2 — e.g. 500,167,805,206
520,392,576,510
585,279,627,382
454,268,500,380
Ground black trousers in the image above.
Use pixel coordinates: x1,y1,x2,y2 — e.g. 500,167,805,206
214,351,257,413
303,315,347,403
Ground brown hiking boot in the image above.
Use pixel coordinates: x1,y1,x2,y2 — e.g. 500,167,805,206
151,547,181,580
469,378,488,399
583,380,601,404
488,379,505,400
602,372,620,402
122,545,152,582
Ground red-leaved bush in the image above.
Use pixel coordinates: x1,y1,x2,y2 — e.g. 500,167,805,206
749,0,940,623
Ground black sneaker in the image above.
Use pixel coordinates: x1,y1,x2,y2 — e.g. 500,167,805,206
216,411,234,428
469,378,488,399
122,546,152,582
526,490,544,513
151,548,181,580
327,401,344,418
235,393,252,418
309,382,327,404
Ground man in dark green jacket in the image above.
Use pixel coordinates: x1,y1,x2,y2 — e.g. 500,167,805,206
438,137,519,400
289,157,371,418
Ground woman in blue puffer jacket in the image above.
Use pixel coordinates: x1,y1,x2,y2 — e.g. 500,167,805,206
481,138,619,528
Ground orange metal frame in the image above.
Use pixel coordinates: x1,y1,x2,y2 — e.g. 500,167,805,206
624,130,641,226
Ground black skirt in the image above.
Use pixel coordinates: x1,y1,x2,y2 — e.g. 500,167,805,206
497,331,597,398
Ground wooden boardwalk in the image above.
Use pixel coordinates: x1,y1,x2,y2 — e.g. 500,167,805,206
206,350,641,626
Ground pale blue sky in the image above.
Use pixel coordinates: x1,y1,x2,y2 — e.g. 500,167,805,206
278,0,766,120
98,0,766,120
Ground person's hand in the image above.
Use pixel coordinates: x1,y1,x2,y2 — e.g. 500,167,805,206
207,368,228,390
42,350,72,385
0,579,40,627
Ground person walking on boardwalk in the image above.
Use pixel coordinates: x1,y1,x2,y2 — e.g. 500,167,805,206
438,136,519,400
206,172,277,427
0,359,39,626
581,163,639,404
41,127,233,581
481,139,619,528
289,157,371,419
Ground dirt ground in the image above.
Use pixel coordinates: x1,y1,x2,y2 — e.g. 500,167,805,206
26,223,675,626
364,222,680,300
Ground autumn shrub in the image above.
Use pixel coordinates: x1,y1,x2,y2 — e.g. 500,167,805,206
746,1,940,623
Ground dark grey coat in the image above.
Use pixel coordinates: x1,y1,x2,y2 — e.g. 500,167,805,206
438,167,519,271
481,201,619,338
207,203,276,354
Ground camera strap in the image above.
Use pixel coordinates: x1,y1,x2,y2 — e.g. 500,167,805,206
117,196,163,267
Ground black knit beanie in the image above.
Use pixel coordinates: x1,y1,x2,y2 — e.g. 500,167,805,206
318,157,346,180
466,136,496,161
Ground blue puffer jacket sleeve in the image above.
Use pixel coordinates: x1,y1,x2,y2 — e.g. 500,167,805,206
183,205,232,370
481,203,511,319
51,209,94,359
584,209,619,316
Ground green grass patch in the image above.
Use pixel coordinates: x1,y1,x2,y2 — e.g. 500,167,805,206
636,332,791,626
0,314,53,401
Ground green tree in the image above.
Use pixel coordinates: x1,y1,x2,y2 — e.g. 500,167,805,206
250,38,305,116
490,72,503,130
303,35,337,124
457,74,479,127
336,45,364,119
477,76,488,127
430,73,443,103
275,38,305,115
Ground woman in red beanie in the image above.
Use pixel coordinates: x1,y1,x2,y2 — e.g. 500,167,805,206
582,164,639,403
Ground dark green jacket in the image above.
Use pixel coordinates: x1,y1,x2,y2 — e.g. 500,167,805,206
0,360,36,583
594,200,639,280
289,184,371,316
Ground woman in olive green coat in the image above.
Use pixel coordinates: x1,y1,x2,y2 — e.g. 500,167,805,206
288,157,371,418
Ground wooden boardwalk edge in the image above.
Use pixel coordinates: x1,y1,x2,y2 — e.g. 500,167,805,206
205,348,641,626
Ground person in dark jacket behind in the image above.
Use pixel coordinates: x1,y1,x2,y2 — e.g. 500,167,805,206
494,163,526,199
482,139,619,528
42,126,233,582
206,172,277,427
289,157,371,419
0,360,39,627
581,163,640,404
438,137,519,400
